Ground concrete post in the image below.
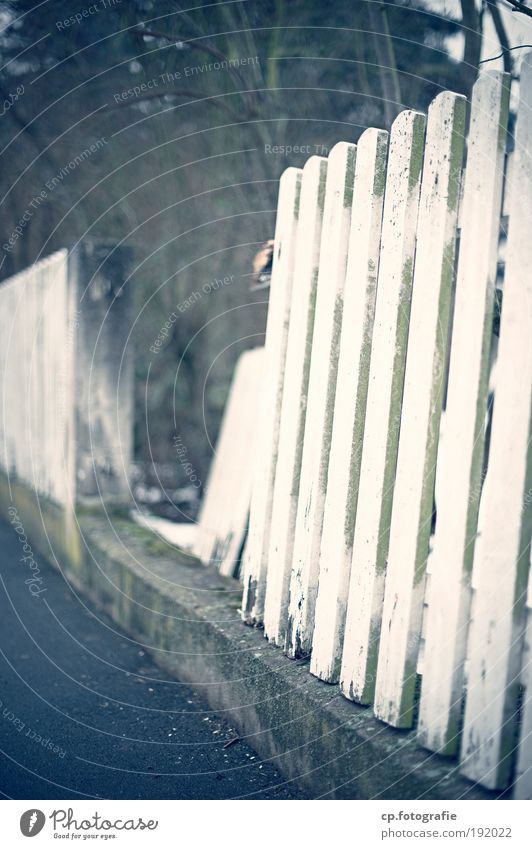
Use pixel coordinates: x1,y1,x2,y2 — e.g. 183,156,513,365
68,241,134,500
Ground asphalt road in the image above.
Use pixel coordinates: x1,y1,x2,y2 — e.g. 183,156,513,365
0,518,296,800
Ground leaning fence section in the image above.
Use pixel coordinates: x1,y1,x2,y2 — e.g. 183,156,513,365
194,346,265,575
0,243,133,506
417,69,511,759
0,251,73,506
236,57,532,797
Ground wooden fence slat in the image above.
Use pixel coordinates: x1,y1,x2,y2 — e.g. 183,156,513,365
514,557,532,799
13,273,22,482
284,141,357,658
215,348,266,577
16,272,29,485
262,156,328,645
194,357,242,563
65,258,77,507
193,348,240,563
0,287,7,469
14,277,23,477
43,270,55,499
195,379,236,564
240,168,302,616
339,110,426,703
35,267,47,493
195,346,265,572
417,71,511,753
373,91,467,727
310,129,389,682
459,54,532,790
45,262,68,503
27,271,38,489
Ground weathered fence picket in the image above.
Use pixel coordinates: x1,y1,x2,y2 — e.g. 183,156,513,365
417,71,511,753
339,110,426,703
195,357,241,563
459,55,532,790
310,129,389,682
195,345,265,574
284,142,357,658
373,91,467,727
45,261,72,501
4,273,21,478
240,168,302,618
263,155,328,645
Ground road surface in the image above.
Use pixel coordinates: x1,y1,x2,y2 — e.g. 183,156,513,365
0,518,296,799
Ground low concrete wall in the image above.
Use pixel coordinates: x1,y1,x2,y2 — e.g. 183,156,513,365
0,472,497,799
0,473,82,576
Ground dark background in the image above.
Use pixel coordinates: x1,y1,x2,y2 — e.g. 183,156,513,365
0,0,516,515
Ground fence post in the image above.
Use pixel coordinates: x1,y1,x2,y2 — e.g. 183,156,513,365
241,168,302,623
263,156,328,645
417,71,511,754
0,254,74,505
69,241,134,500
285,141,357,658
0,243,133,508
196,346,265,574
340,110,426,703
372,91,466,727
514,558,532,799
311,129,389,682
459,54,532,790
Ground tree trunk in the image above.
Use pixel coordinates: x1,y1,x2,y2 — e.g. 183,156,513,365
367,2,402,127
460,0,483,92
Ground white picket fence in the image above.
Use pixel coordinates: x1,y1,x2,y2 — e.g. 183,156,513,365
4,59,529,802
200,59,532,796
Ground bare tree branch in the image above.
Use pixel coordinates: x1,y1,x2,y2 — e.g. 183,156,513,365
460,0,483,90
487,1,513,72
131,26,248,91
502,0,532,19
480,42,532,63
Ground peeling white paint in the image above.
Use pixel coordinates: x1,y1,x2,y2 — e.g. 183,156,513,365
240,169,302,616
263,156,328,646
285,142,357,658
311,129,389,683
460,56,532,790
418,71,511,754
195,346,265,577
339,110,426,704
373,90,467,728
